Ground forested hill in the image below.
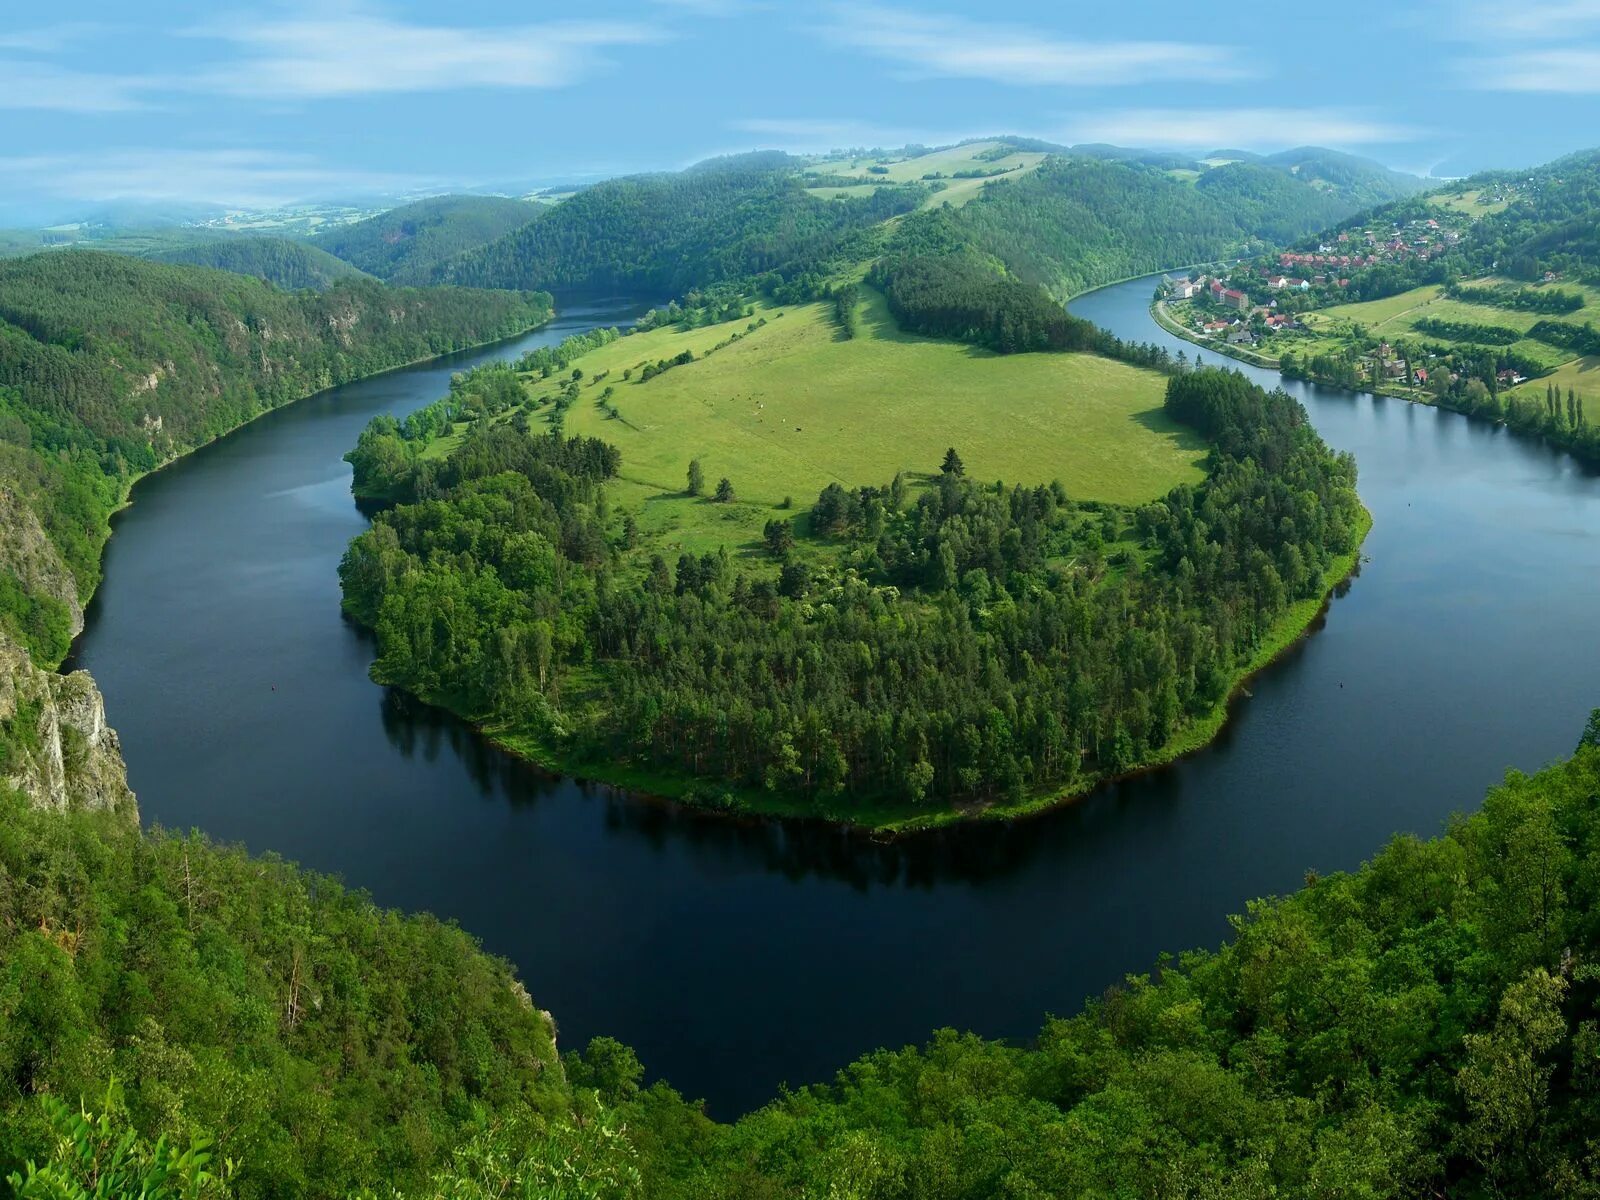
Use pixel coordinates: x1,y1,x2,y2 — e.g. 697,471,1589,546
0,250,551,666
150,236,372,289
9,724,1600,1196
886,156,1391,299
439,167,921,294
311,194,539,285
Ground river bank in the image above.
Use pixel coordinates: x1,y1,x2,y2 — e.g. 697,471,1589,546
60,310,558,674
73,275,1600,1116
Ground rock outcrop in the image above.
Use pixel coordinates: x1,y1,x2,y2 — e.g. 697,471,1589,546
0,633,136,820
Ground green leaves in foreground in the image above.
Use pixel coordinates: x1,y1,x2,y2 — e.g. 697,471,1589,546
8,1084,230,1200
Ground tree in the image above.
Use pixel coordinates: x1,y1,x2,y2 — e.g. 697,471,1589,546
714,477,734,503
762,519,795,559
1580,708,1600,752
686,458,704,497
941,448,965,477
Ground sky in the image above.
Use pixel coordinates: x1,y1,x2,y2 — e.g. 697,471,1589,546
4,0,1600,222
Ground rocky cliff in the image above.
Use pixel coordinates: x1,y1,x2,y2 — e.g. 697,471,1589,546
0,632,136,820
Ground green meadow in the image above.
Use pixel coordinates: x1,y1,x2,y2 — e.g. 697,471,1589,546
537,288,1202,558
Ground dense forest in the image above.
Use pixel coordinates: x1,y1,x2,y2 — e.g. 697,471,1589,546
10,731,1600,1197
440,166,921,295
0,251,551,665
894,156,1372,300
149,237,371,290
311,194,539,285
339,365,1362,815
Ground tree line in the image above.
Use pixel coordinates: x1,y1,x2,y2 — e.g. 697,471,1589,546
340,366,1363,811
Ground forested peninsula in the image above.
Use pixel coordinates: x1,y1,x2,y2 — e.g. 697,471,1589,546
341,337,1367,828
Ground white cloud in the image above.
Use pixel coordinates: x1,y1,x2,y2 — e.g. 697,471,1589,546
185,9,664,100
1448,0,1600,39
727,117,970,147
0,23,105,53
1062,108,1423,150
0,60,151,112
0,149,428,208
1476,47,1600,90
820,4,1242,86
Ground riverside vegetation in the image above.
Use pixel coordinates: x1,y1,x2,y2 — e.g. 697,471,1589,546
7,727,1600,1197
0,251,551,670
1160,148,1600,468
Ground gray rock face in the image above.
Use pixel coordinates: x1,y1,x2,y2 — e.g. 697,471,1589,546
0,633,136,820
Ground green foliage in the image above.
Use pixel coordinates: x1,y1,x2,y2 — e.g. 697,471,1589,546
312,196,539,285
898,156,1363,300
149,238,370,290
8,1085,230,1200
0,251,551,664
442,168,919,294
610,746,1600,1199
0,791,567,1198
339,366,1361,815
1412,316,1523,346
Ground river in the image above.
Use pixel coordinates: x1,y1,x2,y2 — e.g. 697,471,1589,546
69,278,1600,1118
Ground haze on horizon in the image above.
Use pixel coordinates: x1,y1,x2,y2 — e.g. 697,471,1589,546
5,0,1600,224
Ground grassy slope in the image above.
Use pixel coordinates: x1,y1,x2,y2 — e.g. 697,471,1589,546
451,287,1204,562
1303,279,1600,374
803,141,1048,211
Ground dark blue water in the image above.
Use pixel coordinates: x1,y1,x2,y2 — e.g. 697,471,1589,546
71,279,1600,1117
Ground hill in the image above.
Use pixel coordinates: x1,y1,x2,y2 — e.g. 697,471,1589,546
0,250,551,666
1259,145,1431,208
312,194,539,285
886,157,1319,299
150,236,372,289
441,165,921,294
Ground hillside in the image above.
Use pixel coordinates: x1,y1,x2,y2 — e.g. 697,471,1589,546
150,236,372,289
441,166,921,295
887,157,1316,299
312,194,539,285
0,250,551,666
12,714,1600,1197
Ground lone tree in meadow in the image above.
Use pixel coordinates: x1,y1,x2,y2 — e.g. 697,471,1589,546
686,458,704,497
714,477,735,503
941,448,965,477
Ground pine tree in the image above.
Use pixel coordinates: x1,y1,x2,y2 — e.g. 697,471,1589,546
941,448,965,477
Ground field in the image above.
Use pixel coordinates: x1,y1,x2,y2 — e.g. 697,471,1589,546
488,289,1203,559
802,140,1046,210
1506,355,1600,403
1429,188,1514,216
1304,280,1598,372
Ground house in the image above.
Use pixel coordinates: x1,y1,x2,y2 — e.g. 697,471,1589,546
1414,368,1428,385
1268,276,1290,290
1222,288,1249,312
1228,327,1257,345
1168,279,1198,300
1203,320,1230,333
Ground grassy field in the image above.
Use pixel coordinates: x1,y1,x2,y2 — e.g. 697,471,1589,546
1429,188,1514,216
1304,281,1594,372
803,140,1047,210
1507,355,1600,403
519,288,1202,559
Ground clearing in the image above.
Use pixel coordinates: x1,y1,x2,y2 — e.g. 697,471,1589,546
507,288,1203,558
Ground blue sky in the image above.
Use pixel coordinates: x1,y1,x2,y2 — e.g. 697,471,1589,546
5,0,1600,222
